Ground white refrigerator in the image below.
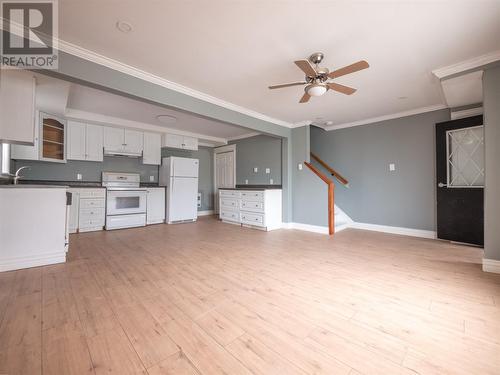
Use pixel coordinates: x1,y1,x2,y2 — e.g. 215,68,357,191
160,157,199,223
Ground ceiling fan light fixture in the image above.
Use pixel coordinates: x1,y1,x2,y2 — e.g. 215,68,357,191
306,83,328,97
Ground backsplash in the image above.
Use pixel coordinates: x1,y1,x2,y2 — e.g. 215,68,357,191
12,156,159,182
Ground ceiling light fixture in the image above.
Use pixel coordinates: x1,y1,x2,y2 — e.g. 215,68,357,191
156,114,177,124
116,20,133,33
305,83,328,97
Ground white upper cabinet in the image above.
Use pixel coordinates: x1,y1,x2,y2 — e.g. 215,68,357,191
67,121,86,160
86,124,104,161
162,134,198,150
103,126,124,152
182,136,199,151
68,121,104,162
104,127,143,155
0,70,36,145
11,110,40,160
142,132,162,165
124,129,143,154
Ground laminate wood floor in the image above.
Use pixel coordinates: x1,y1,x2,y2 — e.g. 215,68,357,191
1,216,499,375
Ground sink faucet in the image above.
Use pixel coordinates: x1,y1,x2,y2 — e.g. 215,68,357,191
13,166,30,185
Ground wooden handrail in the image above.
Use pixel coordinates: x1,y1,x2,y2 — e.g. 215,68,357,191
304,162,335,235
310,152,349,186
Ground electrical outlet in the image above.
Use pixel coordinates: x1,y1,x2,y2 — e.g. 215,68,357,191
253,167,258,173
76,173,82,180
389,163,396,171
270,178,274,185
265,168,270,174
149,175,155,182
245,179,249,184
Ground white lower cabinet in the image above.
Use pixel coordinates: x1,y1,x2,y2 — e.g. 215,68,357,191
68,188,106,233
219,189,282,231
146,187,165,224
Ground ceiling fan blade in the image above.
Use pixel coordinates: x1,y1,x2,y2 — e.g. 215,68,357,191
328,60,369,79
327,82,357,95
268,82,306,90
299,92,311,103
295,60,317,77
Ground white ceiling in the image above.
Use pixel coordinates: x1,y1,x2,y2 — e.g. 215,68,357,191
441,71,483,109
65,84,253,140
58,1,500,128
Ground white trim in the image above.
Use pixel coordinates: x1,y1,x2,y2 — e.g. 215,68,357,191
0,251,66,272
450,107,483,120
65,108,228,145
482,259,500,274
283,222,330,234
197,210,215,216
350,222,436,239
432,50,500,79
323,104,448,131
291,120,313,129
55,40,294,129
227,132,261,141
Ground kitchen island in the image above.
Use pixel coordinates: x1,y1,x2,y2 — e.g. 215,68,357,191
219,187,282,231
0,185,68,272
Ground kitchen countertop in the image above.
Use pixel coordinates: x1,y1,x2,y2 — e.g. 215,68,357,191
221,186,282,191
0,184,68,189
17,180,160,188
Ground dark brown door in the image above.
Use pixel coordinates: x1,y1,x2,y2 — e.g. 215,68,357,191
436,115,484,246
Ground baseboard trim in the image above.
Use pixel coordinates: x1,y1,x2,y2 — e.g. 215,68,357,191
351,222,436,239
283,222,330,234
0,251,66,272
482,259,500,274
198,210,215,216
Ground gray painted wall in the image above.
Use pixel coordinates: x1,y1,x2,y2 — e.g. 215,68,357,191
12,146,214,211
483,66,500,261
161,147,214,211
229,135,282,185
310,109,450,230
290,126,329,226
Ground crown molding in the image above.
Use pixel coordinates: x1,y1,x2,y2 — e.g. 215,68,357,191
64,108,228,145
432,50,500,80
290,120,313,129
56,40,294,129
324,104,448,131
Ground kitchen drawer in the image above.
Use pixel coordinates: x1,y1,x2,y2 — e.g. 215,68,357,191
79,207,105,220
220,198,239,210
80,188,105,199
240,212,265,227
219,209,240,223
219,189,240,198
240,200,264,213
240,191,264,201
79,198,105,209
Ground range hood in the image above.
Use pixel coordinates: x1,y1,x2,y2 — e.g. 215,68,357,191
103,148,142,158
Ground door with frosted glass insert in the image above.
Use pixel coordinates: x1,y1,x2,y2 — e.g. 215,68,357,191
436,115,484,246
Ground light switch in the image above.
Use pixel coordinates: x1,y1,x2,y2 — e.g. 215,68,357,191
245,179,249,184
76,173,82,180
270,178,274,185
253,167,258,173
298,163,303,170
265,168,270,174
149,175,155,182
389,163,396,171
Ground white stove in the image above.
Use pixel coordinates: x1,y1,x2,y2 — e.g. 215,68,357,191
102,172,147,230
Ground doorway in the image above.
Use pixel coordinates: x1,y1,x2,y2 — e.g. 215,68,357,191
436,115,484,246
214,145,236,213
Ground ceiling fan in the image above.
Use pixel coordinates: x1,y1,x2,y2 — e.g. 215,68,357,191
268,52,369,103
